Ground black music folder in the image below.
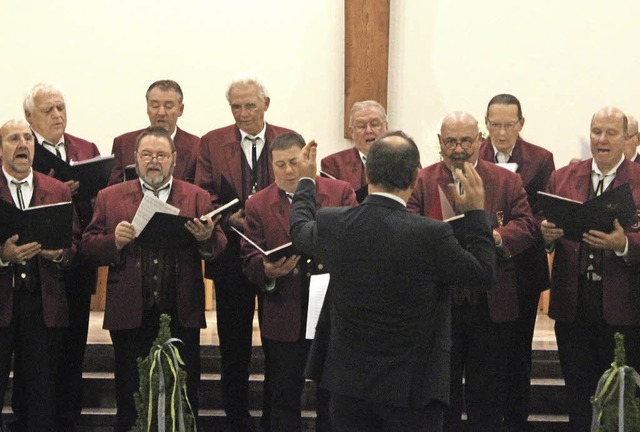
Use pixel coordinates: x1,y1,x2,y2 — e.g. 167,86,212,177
231,227,298,261
0,199,73,249
136,213,196,249
537,183,637,242
33,145,115,201
124,164,138,181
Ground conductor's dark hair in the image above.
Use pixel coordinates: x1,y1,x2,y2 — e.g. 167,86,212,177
486,93,523,120
134,126,176,152
365,130,420,192
270,132,306,153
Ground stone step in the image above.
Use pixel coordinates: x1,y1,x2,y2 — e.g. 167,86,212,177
2,407,569,432
3,374,567,416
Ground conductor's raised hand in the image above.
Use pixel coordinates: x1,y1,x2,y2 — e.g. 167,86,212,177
297,140,318,180
450,162,485,212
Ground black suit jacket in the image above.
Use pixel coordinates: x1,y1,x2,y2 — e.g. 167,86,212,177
290,179,496,408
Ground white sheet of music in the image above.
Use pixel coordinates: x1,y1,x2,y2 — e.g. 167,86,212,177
305,273,330,340
131,194,180,236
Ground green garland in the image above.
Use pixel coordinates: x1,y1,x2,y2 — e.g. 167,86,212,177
591,332,640,431
131,314,197,432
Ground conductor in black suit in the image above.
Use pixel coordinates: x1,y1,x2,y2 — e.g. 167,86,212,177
289,131,497,432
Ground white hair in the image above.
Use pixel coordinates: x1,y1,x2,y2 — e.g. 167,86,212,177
23,83,66,113
225,72,269,103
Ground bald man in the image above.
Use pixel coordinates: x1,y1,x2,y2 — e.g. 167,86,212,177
623,114,640,162
408,112,537,430
541,107,640,431
0,119,80,431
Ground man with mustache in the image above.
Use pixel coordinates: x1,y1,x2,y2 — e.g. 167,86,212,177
82,127,227,431
108,80,199,185
408,112,537,431
0,119,80,431
320,100,388,200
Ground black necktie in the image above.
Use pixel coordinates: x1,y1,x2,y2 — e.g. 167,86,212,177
247,137,259,194
595,176,605,196
44,141,63,159
143,183,170,198
11,180,27,210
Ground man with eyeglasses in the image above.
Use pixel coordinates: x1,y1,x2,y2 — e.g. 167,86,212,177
541,107,640,432
408,112,537,431
321,100,388,200
623,115,640,162
108,79,200,185
82,127,227,432
478,94,555,431
196,73,296,432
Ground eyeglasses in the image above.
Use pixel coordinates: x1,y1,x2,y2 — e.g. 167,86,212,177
353,120,385,132
442,135,477,149
137,152,172,163
487,121,520,131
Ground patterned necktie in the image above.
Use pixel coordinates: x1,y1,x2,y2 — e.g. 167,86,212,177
44,141,63,159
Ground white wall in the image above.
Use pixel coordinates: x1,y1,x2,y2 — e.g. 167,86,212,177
2,0,639,169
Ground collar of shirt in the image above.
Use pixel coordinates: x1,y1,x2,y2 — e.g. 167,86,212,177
371,192,406,207
3,167,34,209
32,129,67,160
591,155,624,192
358,150,367,165
240,125,267,169
170,128,177,142
139,177,173,202
491,143,514,163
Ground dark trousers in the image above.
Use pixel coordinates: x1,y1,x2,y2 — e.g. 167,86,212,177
555,279,640,432
109,309,201,432
502,286,540,431
0,290,62,432
266,337,330,432
11,267,95,431
213,269,257,431
446,301,507,432
330,392,444,432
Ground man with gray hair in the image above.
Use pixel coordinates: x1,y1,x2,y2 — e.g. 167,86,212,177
321,100,388,198
623,114,639,162
22,82,100,431
196,73,296,432
108,79,200,185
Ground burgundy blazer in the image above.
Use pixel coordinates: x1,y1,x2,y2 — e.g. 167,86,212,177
320,147,365,191
108,127,200,185
0,172,80,327
242,177,357,342
407,160,537,322
545,159,640,325
479,137,555,294
196,123,295,206
479,137,555,213
81,179,227,330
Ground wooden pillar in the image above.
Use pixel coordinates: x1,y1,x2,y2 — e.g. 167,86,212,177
344,0,391,137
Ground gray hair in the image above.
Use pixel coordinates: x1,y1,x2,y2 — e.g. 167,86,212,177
349,100,388,127
225,72,269,103
23,83,66,113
